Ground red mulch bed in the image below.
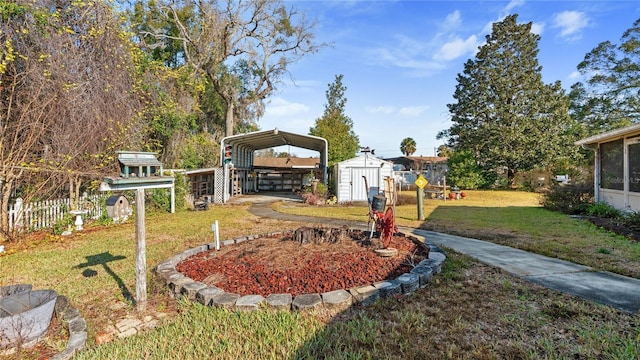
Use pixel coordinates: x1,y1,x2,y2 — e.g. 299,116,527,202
176,229,429,297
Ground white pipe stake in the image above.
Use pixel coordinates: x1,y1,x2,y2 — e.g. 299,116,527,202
213,220,220,251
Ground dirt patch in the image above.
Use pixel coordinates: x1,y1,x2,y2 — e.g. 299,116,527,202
176,229,429,297
583,216,640,242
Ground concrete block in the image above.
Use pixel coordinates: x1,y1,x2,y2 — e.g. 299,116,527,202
236,294,265,311
196,286,224,306
373,280,402,297
349,285,380,306
419,259,442,274
211,292,240,309
180,281,207,301
292,293,323,311
396,273,419,294
411,266,434,288
266,293,292,310
321,289,352,310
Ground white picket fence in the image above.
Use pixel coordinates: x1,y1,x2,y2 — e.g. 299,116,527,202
8,194,106,233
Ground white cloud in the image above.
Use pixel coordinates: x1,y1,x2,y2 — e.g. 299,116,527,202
434,35,480,61
365,106,395,114
568,71,582,80
264,97,310,117
504,0,525,15
399,105,429,117
530,22,545,35
368,35,446,76
552,11,589,40
442,10,462,32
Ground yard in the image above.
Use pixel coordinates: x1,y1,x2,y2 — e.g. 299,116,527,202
1,190,639,359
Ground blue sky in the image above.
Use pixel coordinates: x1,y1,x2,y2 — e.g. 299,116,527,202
258,0,640,159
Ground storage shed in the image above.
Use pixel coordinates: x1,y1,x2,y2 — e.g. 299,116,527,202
333,155,394,203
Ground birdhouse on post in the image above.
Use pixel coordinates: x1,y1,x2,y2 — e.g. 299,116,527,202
99,151,175,312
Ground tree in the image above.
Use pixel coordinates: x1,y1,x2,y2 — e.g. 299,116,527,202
570,18,640,135
309,75,359,166
135,0,324,137
446,150,486,190
438,14,577,186
400,138,417,156
437,144,452,157
0,0,148,237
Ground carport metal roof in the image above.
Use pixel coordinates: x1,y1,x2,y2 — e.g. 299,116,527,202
220,129,328,182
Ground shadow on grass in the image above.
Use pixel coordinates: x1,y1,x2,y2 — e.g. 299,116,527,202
75,252,133,303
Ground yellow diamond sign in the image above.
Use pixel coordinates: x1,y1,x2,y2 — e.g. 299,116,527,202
415,175,428,189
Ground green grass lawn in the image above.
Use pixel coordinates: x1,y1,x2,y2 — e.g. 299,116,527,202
2,190,639,359
275,190,640,278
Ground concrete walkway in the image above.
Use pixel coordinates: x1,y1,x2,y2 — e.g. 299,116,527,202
246,199,640,314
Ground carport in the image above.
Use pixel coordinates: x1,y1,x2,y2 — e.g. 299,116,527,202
220,129,328,202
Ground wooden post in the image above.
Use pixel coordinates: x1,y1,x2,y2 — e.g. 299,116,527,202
135,188,147,311
443,176,447,201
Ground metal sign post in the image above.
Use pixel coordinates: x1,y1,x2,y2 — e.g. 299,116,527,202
415,174,428,221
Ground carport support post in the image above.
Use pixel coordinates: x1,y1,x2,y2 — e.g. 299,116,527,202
417,188,424,221
135,188,147,311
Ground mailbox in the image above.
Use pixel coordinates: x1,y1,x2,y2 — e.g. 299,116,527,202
105,195,131,222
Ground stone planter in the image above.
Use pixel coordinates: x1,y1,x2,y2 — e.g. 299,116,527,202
0,290,58,349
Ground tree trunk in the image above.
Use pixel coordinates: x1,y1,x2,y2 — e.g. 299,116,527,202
508,168,517,188
68,174,82,210
0,179,15,240
225,100,234,137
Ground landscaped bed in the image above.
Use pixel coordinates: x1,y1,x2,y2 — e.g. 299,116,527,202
175,229,429,297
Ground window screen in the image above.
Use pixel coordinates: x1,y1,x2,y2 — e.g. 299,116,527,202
600,139,623,190
628,142,640,192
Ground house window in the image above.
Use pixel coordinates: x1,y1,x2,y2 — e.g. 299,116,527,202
600,139,623,190
628,142,640,192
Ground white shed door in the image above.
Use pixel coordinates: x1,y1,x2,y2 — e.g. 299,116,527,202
351,167,381,201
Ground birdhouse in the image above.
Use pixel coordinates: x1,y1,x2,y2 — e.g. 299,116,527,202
117,151,163,178
105,194,131,222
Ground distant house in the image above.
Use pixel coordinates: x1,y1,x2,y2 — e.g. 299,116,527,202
384,156,448,171
576,123,640,211
384,156,448,185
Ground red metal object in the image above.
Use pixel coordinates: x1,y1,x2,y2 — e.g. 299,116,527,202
364,176,397,248
374,206,397,248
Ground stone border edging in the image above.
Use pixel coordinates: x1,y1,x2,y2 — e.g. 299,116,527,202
51,295,87,360
156,230,446,312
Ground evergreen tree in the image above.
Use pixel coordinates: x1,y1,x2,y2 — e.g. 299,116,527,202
438,14,576,185
309,75,359,166
570,18,640,135
400,138,417,156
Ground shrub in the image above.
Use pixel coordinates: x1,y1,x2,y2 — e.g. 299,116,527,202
146,173,188,213
301,181,328,205
586,202,621,219
623,211,640,231
541,184,593,215
51,214,74,235
94,204,113,226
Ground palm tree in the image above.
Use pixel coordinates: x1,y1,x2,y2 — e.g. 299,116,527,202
400,137,417,156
